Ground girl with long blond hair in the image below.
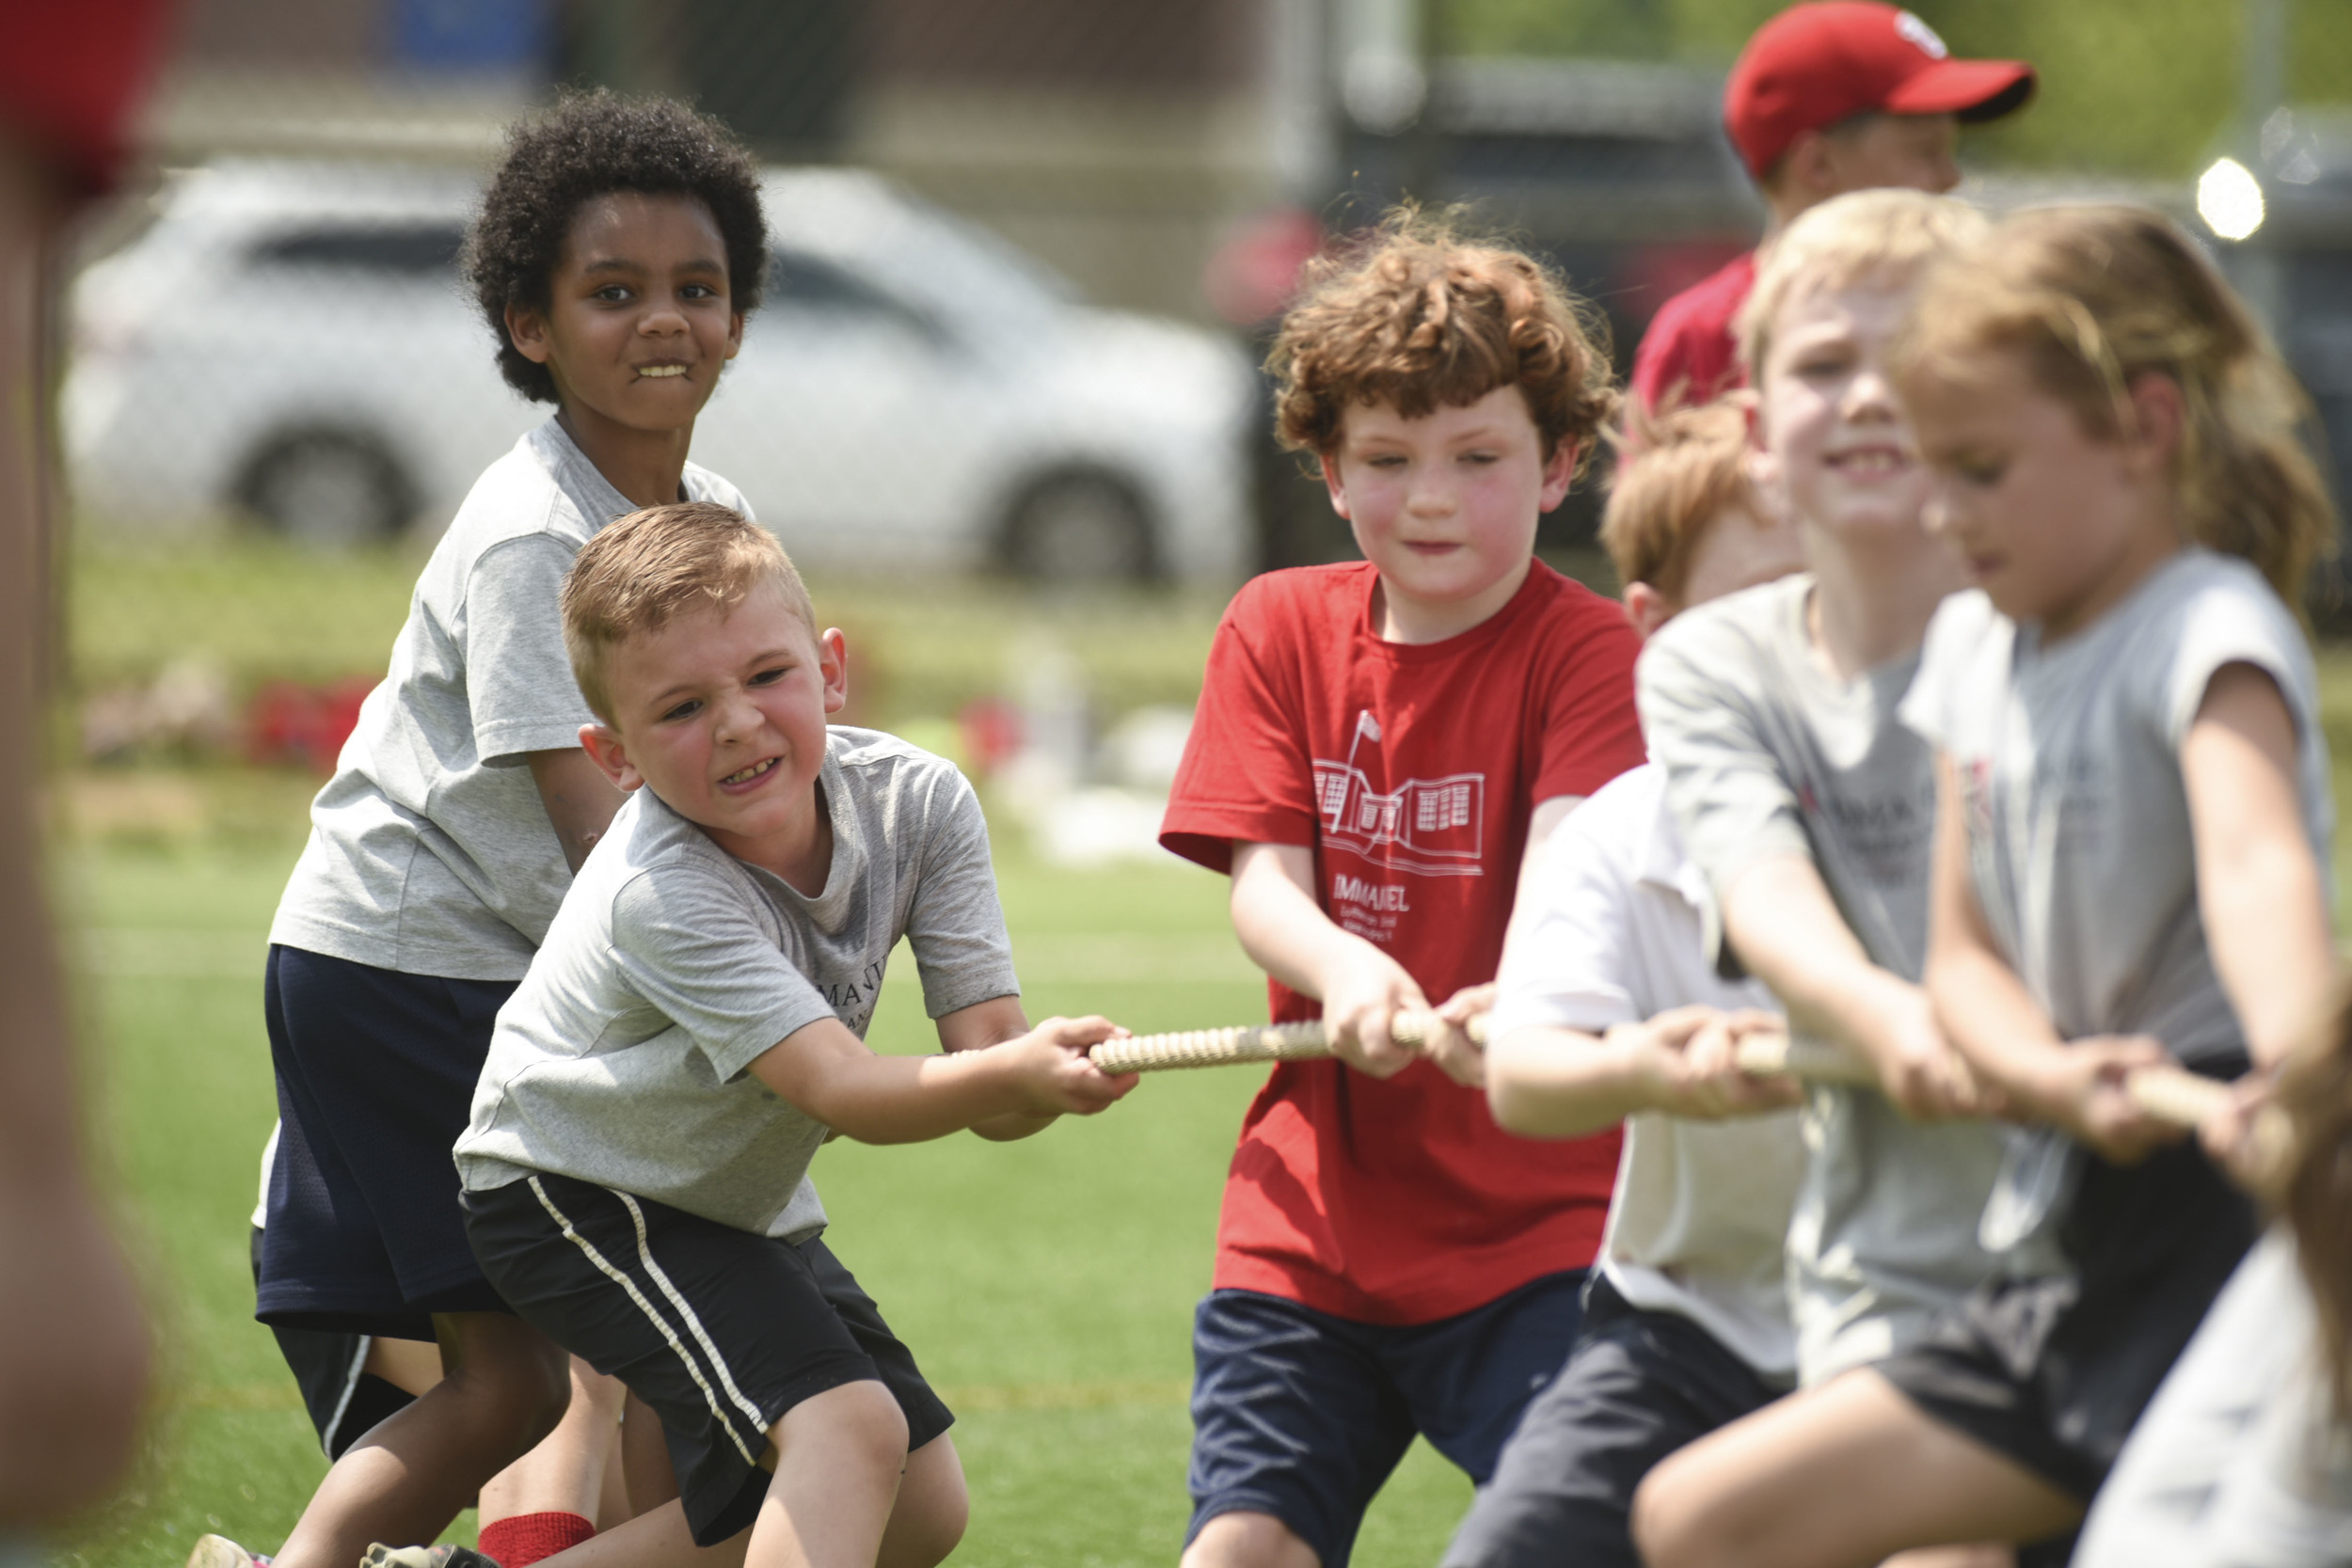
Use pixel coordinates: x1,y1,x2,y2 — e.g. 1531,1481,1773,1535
1631,203,2339,1567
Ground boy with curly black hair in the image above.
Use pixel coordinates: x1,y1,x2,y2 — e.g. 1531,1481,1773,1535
191,91,770,1568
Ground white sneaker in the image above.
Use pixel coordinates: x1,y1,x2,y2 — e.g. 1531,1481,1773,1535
185,1536,272,1568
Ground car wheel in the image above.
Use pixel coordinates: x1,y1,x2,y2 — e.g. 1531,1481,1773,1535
237,432,412,547
1002,472,1155,583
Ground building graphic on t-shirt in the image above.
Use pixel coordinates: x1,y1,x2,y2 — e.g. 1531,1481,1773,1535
1312,759,1486,876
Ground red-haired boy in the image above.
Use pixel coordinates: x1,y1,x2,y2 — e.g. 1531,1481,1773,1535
1159,221,1645,1568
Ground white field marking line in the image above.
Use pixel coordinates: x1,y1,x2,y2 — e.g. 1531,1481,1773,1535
529,1176,760,1466
613,1190,769,1435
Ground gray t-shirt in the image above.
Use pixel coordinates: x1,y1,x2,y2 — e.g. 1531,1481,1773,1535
1902,550,2332,1259
270,419,750,980
454,729,1021,1240
1639,573,2006,1383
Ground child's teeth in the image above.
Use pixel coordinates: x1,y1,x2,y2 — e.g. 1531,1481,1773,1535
640,365,685,377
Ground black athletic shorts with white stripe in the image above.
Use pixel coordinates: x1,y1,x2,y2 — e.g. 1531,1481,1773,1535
463,1171,954,1545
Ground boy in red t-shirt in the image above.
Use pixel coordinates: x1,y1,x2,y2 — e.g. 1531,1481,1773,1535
1159,219,1646,1568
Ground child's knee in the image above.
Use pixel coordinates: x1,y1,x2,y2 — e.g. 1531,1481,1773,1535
886,1433,968,1568
775,1378,910,1472
1629,1449,1728,1568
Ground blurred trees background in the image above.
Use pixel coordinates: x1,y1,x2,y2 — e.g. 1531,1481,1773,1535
1444,0,2352,178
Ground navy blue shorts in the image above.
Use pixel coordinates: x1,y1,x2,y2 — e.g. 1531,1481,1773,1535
258,943,516,1338
1440,1276,1783,1568
250,1227,419,1458
1186,1270,1588,1568
464,1172,954,1547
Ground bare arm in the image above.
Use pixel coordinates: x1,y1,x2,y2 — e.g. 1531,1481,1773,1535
529,747,627,874
748,1011,1133,1145
1721,854,1981,1118
2185,663,2336,1069
935,994,1063,1142
0,130,150,1523
1230,841,1427,1076
1924,753,2171,1161
1487,1006,1797,1139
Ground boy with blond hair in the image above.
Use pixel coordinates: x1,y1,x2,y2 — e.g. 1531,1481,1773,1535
1636,187,2005,1396
446,502,1136,1568
1158,218,1647,1568
1439,402,1809,1568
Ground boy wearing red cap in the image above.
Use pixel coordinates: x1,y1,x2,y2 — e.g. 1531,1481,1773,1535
1629,2,2033,414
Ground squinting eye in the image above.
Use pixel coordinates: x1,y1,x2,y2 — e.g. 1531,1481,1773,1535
660,699,701,722
748,666,787,686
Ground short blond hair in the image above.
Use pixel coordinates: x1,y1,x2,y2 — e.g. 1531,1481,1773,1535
1736,187,1989,377
1599,402,1758,603
561,501,816,723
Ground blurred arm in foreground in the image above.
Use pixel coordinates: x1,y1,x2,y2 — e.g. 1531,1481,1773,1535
0,0,181,1523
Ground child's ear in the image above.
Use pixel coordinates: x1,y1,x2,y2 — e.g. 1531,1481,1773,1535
724,309,745,360
2123,372,2187,472
1539,439,1580,512
818,627,850,716
1318,451,1353,519
1623,581,1674,640
504,301,552,365
579,721,643,792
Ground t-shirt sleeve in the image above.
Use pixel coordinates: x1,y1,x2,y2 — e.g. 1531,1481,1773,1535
1490,816,1641,1037
2160,576,2318,752
686,464,756,523
904,768,1023,1019
1160,586,1318,873
1637,610,1810,899
1532,603,1646,803
610,864,838,1084
1629,306,1699,416
465,534,598,765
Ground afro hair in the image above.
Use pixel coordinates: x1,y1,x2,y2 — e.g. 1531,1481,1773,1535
466,89,769,404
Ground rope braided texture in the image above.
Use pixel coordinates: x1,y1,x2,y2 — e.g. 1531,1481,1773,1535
1089,1012,1483,1074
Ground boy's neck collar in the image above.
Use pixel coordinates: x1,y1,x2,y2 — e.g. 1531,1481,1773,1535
1369,556,1539,646
1803,531,1965,680
555,404,696,511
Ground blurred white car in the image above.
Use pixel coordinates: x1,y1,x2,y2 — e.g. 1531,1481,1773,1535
65,159,1256,582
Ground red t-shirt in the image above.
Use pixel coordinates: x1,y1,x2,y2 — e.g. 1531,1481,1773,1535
1160,561,1645,1324
1629,251,1756,415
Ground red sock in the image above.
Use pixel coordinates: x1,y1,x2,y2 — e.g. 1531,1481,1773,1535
477,1511,596,1568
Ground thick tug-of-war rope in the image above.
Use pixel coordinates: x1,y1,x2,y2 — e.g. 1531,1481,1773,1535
1091,1019,2284,1160
1088,1012,1486,1074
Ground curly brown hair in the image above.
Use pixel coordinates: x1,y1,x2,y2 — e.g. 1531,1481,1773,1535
1267,213,1615,468
466,89,769,404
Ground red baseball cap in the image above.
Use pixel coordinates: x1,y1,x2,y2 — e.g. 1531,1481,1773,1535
1724,4,2035,180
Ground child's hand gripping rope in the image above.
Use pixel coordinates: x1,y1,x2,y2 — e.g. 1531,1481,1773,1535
1090,1019,2291,1176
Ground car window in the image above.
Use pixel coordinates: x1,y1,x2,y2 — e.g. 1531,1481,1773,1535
249,223,467,276
767,247,945,341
